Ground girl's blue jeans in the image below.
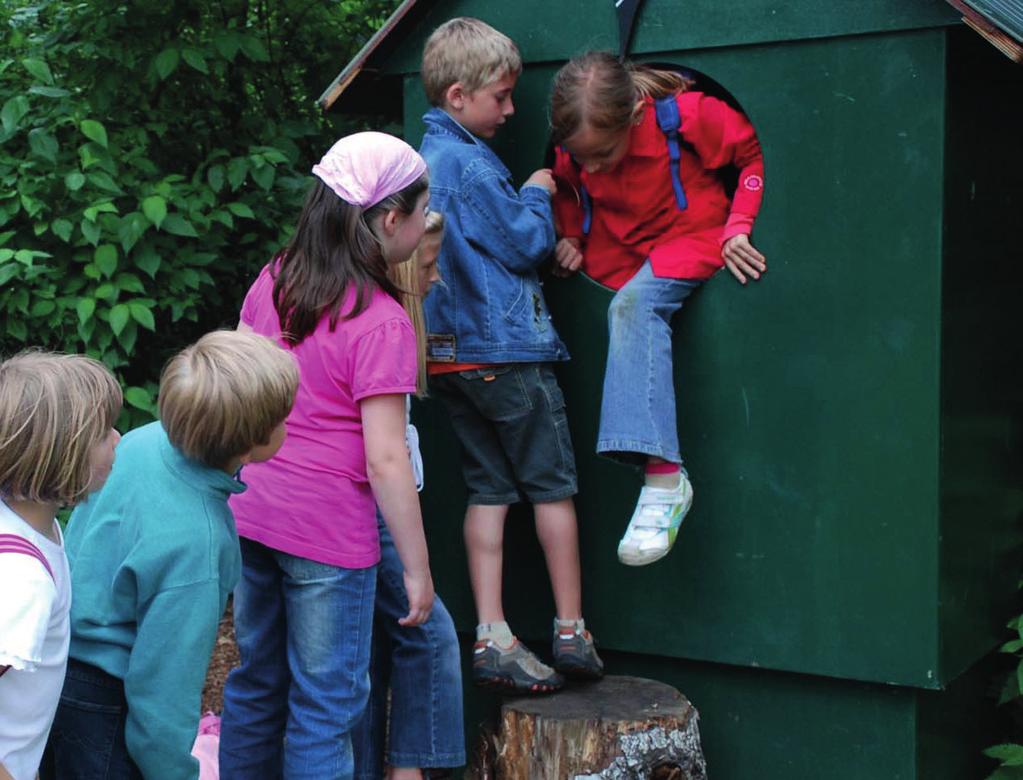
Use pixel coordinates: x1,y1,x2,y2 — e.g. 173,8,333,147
219,538,376,780
597,261,702,466
352,514,465,777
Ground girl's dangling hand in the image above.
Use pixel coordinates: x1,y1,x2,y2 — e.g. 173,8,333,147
722,234,767,285
400,568,435,627
553,237,584,277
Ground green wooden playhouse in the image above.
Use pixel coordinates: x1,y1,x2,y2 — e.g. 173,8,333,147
323,1,1023,776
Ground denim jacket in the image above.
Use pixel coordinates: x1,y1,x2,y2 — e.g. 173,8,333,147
419,108,568,364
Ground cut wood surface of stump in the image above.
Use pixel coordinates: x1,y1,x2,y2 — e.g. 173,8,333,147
467,675,706,780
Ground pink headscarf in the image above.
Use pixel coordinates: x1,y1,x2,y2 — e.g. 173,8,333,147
312,132,428,208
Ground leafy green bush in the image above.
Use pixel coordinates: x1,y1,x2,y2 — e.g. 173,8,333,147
0,0,399,427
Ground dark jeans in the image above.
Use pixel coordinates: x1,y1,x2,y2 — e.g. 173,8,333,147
351,514,465,777
429,363,578,505
40,658,143,780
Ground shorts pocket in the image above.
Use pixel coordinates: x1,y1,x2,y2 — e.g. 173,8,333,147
459,366,533,421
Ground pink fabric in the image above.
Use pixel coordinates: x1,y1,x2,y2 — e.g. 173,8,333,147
231,264,418,568
312,131,427,207
191,713,221,780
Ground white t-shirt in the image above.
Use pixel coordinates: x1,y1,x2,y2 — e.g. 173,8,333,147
0,500,72,780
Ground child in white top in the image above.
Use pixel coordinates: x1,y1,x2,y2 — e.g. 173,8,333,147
0,351,122,780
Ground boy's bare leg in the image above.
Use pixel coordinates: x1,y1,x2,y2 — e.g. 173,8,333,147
534,498,582,621
387,767,423,780
464,503,510,624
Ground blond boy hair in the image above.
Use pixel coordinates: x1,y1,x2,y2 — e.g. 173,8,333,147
0,352,122,505
389,211,444,396
421,17,522,107
158,330,299,469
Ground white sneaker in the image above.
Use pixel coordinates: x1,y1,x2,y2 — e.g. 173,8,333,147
617,473,694,566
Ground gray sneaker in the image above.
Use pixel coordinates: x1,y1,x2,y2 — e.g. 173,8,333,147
552,623,604,680
472,638,564,694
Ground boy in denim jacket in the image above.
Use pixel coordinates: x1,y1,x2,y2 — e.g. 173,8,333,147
419,17,602,694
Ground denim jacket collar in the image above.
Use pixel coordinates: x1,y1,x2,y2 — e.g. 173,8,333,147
422,108,511,179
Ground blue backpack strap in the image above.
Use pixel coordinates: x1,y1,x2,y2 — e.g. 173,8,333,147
654,95,688,212
562,146,593,235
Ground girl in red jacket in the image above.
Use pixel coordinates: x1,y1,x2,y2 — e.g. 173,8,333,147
550,51,767,566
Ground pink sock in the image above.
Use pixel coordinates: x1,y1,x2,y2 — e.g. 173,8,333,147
645,462,681,488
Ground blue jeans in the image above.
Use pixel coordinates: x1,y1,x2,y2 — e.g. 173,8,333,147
40,659,143,780
597,261,702,466
219,538,376,780
352,514,465,777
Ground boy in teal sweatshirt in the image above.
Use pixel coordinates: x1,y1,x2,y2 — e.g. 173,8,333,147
40,331,298,780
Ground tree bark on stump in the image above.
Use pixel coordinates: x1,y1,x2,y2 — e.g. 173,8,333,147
466,675,706,780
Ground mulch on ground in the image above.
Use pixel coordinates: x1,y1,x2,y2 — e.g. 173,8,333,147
201,600,239,714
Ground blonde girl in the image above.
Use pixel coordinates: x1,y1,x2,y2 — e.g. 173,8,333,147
353,213,465,780
0,352,121,780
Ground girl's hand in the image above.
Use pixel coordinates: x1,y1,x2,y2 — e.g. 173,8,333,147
553,237,583,277
400,569,435,627
722,234,767,285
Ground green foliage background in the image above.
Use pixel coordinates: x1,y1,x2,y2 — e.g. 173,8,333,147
0,0,400,427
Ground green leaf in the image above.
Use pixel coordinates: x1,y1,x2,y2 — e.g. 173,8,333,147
251,164,275,191
1002,639,1023,654
116,319,137,352
118,213,149,253
129,301,155,330
76,298,96,324
125,386,154,411
238,36,269,63
80,219,101,246
115,272,145,294
28,128,58,163
142,196,167,228
134,246,161,278
109,303,130,336
86,172,124,195
52,218,73,242
65,171,86,191
207,165,225,193
30,299,56,317
154,49,180,80
22,58,54,85
1,96,30,132
28,86,70,99
161,213,198,237
94,283,117,301
80,119,108,148
94,244,118,277
227,202,255,219
84,201,119,221
181,49,208,74
210,210,234,228
227,158,248,190
214,34,240,61
0,264,18,286
986,744,1023,766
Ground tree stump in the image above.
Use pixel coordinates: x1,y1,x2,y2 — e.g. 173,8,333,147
466,675,706,780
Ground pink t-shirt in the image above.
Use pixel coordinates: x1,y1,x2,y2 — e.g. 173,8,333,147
230,264,417,568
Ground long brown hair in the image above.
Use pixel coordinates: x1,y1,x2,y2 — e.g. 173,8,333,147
271,174,429,346
550,51,693,144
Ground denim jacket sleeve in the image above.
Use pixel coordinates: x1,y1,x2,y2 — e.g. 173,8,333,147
459,161,556,274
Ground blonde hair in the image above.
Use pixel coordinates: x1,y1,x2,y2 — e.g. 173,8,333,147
388,211,444,397
422,17,522,107
0,351,122,506
158,330,299,468
550,51,693,144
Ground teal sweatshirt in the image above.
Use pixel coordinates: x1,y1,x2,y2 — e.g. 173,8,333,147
65,421,244,780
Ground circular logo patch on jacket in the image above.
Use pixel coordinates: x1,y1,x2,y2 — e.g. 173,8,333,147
743,174,763,192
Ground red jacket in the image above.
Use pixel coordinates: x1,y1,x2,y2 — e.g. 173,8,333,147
552,92,764,290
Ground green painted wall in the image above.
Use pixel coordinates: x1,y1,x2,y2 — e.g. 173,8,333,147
362,1,1023,775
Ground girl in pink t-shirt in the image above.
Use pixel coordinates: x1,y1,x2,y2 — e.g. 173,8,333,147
219,132,435,780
